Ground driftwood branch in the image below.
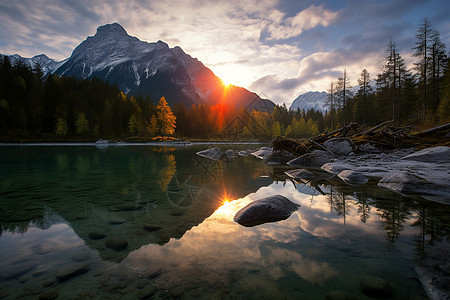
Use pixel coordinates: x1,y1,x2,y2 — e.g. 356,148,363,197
414,122,450,137
361,120,394,135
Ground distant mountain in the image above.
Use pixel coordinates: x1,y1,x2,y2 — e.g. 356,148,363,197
1,23,274,111
289,91,328,112
54,23,274,111
0,53,65,75
290,83,374,113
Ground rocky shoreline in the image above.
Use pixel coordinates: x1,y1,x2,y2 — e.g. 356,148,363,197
196,142,450,300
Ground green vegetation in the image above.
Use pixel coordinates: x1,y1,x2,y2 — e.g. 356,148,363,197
0,18,448,142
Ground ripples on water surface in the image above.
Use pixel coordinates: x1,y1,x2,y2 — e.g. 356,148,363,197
0,145,448,299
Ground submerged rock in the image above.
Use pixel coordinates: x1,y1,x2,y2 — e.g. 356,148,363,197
105,238,128,251
323,138,355,156
88,232,106,240
196,148,224,160
359,276,393,298
287,153,329,167
56,263,90,282
251,147,273,160
264,150,296,165
284,169,314,180
401,146,450,163
338,170,368,185
233,195,300,227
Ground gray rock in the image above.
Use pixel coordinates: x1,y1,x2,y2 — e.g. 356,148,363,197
105,238,128,251
338,170,368,185
284,169,314,180
196,147,224,160
325,290,357,300
264,150,296,165
233,195,300,227
88,231,106,240
401,146,450,162
321,162,352,174
287,153,330,167
378,171,443,195
224,149,237,159
359,276,393,298
238,149,257,157
324,138,355,156
39,289,58,300
56,263,90,282
251,147,273,159
358,143,380,153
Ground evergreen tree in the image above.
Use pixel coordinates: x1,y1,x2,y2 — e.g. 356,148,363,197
413,18,433,119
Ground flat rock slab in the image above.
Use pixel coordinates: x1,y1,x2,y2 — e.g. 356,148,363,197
338,170,368,185
359,276,393,298
233,195,300,227
56,263,90,282
288,153,330,167
105,238,128,251
196,148,223,160
378,171,445,195
402,146,450,162
284,169,314,180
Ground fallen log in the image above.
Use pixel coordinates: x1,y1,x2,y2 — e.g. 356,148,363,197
414,122,450,137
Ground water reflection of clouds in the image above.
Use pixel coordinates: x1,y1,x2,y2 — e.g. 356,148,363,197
122,181,349,288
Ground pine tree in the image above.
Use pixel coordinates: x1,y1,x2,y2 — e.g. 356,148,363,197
357,69,371,124
156,96,176,135
413,18,433,119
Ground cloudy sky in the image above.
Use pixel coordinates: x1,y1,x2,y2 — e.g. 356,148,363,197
1,0,449,106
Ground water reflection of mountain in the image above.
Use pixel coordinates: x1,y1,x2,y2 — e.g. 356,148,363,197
0,146,273,262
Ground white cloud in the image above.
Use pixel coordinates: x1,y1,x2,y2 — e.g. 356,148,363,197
266,5,339,40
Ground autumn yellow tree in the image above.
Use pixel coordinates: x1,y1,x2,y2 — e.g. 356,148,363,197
156,96,176,135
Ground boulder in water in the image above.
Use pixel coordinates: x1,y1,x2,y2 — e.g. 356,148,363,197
196,148,224,160
233,195,300,227
338,170,368,185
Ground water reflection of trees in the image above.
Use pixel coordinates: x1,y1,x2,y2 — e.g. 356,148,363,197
289,178,450,257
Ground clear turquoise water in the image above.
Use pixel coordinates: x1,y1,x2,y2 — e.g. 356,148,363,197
0,145,448,299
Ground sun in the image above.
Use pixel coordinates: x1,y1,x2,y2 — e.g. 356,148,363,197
222,79,230,87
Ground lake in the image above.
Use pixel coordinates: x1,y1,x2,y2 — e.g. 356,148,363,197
0,145,448,299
